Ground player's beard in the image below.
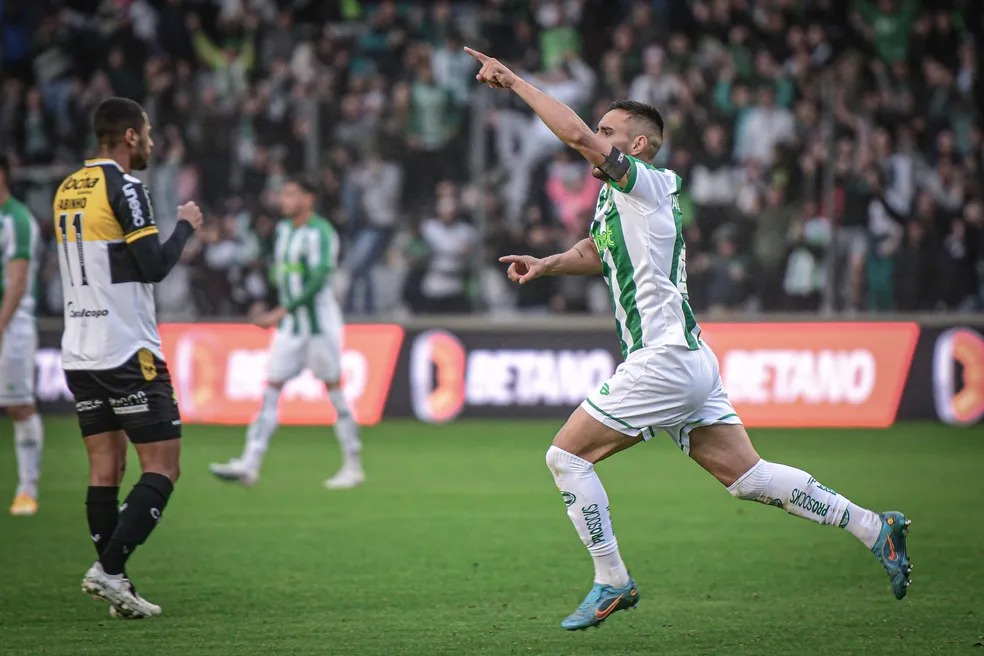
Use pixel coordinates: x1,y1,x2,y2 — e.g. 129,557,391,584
131,137,151,171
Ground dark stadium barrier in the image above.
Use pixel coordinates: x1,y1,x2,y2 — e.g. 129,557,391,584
33,321,984,427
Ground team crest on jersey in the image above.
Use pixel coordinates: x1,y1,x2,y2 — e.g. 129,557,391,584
138,349,158,381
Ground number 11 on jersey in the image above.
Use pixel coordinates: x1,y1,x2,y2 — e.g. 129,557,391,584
57,211,88,286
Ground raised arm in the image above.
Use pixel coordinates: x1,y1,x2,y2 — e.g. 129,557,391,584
465,47,630,187
499,238,602,284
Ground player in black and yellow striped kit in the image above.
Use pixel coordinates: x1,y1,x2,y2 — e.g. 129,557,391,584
52,97,203,619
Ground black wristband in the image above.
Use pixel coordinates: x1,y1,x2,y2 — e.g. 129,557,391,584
597,147,631,182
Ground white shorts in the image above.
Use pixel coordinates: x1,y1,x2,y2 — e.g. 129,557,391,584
0,316,37,406
581,342,741,453
267,327,343,384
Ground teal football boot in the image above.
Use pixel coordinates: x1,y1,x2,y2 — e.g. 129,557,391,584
871,511,912,600
561,578,639,630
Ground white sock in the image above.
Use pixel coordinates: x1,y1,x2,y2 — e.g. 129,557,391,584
242,386,281,472
546,445,630,587
327,387,361,471
14,413,43,498
729,459,883,549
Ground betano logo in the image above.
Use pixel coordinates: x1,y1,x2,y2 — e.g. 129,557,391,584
410,330,468,423
159,323,404,425
933,328,984,426
708,322,920,428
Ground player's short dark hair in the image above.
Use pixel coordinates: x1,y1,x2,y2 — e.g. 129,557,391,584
286,174,318,196
93,97,147,147
608,100,665,160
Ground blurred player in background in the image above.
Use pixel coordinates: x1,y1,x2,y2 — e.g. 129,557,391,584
209,175,363,489
0,154,44,517
54,97,202,618
467,47,912,631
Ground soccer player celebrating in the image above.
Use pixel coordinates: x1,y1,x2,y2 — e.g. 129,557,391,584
209,176,363,489
0,155,44,516
53,97,203,618
465,47,912,630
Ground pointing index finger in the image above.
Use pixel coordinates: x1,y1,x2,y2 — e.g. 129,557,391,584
464,46,490,64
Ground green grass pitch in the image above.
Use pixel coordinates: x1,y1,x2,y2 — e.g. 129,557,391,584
1,418,982,655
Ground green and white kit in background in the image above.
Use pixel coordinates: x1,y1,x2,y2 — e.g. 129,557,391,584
268,214,343,384
0,197,38,405
582,156,741,451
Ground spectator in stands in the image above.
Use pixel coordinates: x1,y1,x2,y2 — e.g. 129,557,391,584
895,219,937,311
346,146,403,315
782,201,830,312
419,183,477,314
1,0,980,318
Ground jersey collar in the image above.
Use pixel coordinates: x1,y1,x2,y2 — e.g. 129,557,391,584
84,158,124,171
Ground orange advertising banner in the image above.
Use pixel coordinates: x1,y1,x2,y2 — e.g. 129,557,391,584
702,322,920,428
158,323,404,425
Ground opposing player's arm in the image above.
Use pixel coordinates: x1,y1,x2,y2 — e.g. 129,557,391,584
114,175,199,283
500,238,602,284
0,210,33,335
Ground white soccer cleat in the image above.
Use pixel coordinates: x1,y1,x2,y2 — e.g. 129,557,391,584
81,562,158,619
209,459,259,487
110,584,162,619
323,467,365,490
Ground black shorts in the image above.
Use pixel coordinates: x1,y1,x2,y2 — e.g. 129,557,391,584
65,348,182,443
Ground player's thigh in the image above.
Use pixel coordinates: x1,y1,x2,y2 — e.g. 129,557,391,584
83,430,129,486
267,329,306,384
308,326,343,385
581,346,713,452
552,405,643,464
95,349,182,455
0,319,36,408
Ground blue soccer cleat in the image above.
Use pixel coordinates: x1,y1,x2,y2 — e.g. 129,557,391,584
871,511,912,600
561,578,639,631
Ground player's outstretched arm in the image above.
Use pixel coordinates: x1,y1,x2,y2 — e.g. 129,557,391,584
465,47,613,171
500,238,601,284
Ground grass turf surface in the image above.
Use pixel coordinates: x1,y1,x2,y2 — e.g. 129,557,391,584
0,418,982,655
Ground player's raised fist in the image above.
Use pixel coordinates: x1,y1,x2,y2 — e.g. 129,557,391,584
499,254,546,284
465,47,517,89
177,201,203,230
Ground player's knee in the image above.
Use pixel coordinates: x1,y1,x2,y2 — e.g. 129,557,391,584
545,445,591,478
728,459,770,501
8,404,35,422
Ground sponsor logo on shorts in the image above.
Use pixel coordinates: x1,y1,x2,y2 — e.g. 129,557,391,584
76,399,104,412
561,491,576,507
789,488,829,518
582,504,605,545
66,302,109,319
109,391,149,415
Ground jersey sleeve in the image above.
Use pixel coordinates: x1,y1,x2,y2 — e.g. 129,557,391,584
609,156,680,209
113,174,160,244
5,204,35,261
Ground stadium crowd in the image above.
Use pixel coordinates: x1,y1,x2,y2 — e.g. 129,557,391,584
0,0,981,318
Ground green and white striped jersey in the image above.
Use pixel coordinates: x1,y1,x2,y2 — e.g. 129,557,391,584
0,196,38,321
273,214,339,335
589,156,701,358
